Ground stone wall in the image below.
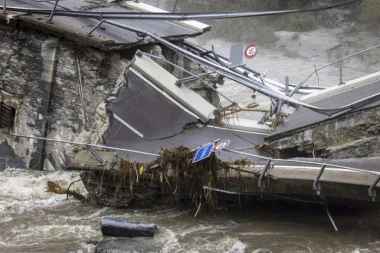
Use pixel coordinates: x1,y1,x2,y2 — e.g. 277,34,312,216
0,23,129,170
265,106,380,159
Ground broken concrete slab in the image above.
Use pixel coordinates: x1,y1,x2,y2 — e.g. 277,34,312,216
1,0,207,51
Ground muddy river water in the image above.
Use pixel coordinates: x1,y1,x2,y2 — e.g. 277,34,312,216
1,38,379,253
1,168,380,252
1,1,380,251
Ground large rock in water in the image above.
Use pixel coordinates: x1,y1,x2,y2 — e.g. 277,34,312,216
101,217,157,238
0,139,25,171
95,238,161,253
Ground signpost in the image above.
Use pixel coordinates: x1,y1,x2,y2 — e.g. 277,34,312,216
192,139,231,163
244,44,259,59
229,44,244,66
192,142,215,163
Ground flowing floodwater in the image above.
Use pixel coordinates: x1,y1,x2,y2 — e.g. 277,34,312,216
2,28,380,253
1,168,380,252
2,1,380,252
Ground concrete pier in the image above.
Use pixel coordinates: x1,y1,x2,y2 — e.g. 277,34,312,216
28,38,59,170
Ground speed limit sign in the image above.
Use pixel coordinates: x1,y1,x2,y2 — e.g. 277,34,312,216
244,44,259,58
212,140,230,152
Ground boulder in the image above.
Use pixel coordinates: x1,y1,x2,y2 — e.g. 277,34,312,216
101,217,157,238
95,238,161,253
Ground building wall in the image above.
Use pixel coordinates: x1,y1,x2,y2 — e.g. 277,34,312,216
0,23,129,170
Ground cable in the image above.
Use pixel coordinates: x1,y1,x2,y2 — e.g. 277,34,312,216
1,0,360,20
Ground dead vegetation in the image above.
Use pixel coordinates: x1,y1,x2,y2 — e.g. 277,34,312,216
46,181,87,202
49,146,276,210
92,146,275,210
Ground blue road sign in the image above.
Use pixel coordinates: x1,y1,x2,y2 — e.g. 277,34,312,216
192,142,215,163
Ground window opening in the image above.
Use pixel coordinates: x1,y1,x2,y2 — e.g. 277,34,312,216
0,102,16,129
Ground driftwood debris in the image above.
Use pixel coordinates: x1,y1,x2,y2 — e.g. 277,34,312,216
80,145,276,210
46,181,87,202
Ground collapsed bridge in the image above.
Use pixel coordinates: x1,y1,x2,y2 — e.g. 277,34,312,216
0,0,380,231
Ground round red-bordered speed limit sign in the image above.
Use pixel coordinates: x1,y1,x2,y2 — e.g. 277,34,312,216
244,44,259,59
212,140,230,152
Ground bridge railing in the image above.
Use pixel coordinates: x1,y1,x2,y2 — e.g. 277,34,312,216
223,148,380,201
290,44,380,96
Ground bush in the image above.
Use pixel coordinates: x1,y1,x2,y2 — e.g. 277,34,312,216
358,0,380,30
275,13,318,32
203,18,278,46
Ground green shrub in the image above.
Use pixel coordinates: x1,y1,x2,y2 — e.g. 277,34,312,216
291,33,300,40
358,0,380,30
275,13,318,32
203,19,278,46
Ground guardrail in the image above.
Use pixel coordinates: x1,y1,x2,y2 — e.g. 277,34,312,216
223,148,380,202
222,147,380,231
290,44,380,96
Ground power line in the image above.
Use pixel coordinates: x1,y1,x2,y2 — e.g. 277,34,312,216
1,1,360,21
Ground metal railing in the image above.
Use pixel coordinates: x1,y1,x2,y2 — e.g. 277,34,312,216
290,44,380,96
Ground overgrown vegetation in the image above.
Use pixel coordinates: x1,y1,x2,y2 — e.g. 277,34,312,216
179,0,379,45
356,0,380,31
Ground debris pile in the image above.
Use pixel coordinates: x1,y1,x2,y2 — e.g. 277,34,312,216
46,181,86,202
75,146,275,210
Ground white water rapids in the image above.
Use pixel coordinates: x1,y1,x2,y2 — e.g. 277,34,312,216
1,168,380,252
1,2,380,251
2,34,380,253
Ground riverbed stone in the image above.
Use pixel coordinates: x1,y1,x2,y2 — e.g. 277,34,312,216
101,217,157,238
95,238,161,253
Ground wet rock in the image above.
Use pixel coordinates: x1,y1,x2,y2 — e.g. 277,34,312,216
95,238,160,253
0,139,26,171
101,217,157,238
87,236,102,245
226,220,237,229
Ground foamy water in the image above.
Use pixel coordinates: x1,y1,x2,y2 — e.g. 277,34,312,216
1,23,379,253
1,168,380,252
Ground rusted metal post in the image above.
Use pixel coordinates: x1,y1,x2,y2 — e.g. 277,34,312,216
285,76,290,96
368,175,380,202
172,0,179,13
48,0,60,23
76,53,87,129
339,60,343,85
326,205,338,231
258,159,272,189
86,145,105,166
3,0,6,13
88,19,106,36
313,163,326,196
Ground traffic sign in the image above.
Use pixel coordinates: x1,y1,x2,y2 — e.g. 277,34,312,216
192,142,215,163
244,44,259,58
229,44,244,66
212,139,230,152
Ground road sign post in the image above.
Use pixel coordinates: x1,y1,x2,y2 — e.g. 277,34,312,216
244,44,259,59
192,142,215,163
